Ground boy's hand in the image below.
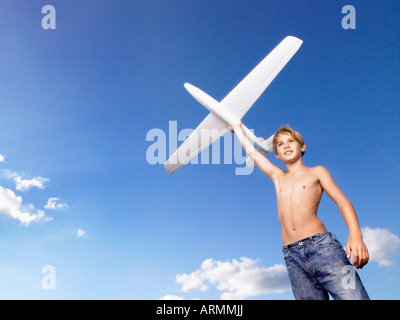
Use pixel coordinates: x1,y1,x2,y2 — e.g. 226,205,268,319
227,120,242,133
346,236,369,269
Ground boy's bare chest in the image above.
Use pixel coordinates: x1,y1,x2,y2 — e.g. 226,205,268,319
277,172,322,200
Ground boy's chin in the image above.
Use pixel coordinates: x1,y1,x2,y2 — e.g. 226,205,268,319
281,155,302,163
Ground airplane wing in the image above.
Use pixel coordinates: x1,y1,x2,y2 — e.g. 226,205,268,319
164,113,228,174
164,36,302,174
220,36,303,119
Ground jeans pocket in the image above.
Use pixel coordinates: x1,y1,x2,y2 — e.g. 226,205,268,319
314,233,342,249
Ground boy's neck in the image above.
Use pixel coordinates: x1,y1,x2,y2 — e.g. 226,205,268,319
284,158,306,174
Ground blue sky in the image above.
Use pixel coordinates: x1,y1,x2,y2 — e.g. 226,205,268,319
0,0,399,299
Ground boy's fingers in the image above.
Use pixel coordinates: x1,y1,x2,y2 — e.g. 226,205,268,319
359,248,369,269
346,240,370,269
346,243,351,259
353,247,368,269
352,249,359,268
365,249,370,265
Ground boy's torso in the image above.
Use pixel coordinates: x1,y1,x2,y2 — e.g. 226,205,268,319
275,166,327,245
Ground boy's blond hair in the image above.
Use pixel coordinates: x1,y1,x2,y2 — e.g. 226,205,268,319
272,125,305,157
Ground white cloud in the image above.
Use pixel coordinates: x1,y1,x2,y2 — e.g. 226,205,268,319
76,228,85,238
3,170,49,192
175,257,290,300
0,186,52,225
0,154,5,163
362,227,400,267
45,197,68,210
14,176,49,192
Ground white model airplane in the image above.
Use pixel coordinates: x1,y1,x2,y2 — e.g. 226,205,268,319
165,36,303,174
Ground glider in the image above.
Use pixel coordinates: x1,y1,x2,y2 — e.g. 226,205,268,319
165,36,303,174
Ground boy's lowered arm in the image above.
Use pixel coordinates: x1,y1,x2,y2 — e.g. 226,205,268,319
316,166,369,269
229,121,281,182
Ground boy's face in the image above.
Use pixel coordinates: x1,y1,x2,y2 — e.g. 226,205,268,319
275,133,306,162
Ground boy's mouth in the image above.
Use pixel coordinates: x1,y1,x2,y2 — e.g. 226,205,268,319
284,150,293,156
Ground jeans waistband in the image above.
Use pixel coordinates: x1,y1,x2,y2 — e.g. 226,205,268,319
282,231,335,250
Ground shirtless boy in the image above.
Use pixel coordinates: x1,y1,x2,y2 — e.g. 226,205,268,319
228,121,370,300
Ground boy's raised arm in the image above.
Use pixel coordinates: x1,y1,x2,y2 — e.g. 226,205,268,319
228,121,281,182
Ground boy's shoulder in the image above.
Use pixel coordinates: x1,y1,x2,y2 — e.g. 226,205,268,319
296,165,330,179
308,165,332,181
313,165,331,173
310,165,328,172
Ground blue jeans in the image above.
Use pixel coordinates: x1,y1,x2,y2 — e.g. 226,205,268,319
282,231,370,300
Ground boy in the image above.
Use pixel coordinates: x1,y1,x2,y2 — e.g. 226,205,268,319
228,122,370,300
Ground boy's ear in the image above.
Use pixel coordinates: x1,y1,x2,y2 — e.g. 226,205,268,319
301,143,306,156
